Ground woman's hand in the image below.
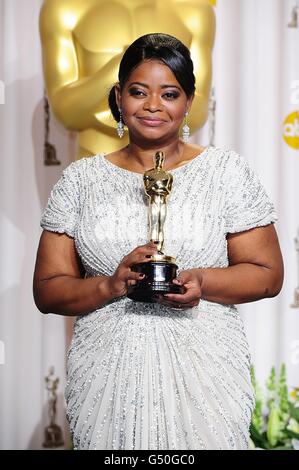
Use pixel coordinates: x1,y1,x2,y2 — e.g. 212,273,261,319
156,268,203,309
106,241,158,298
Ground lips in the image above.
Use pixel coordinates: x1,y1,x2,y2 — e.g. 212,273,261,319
137,116,166,127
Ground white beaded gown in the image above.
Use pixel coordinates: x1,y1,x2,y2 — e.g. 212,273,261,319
40,146,277,450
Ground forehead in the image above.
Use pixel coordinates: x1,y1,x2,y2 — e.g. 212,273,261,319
125,60,180,87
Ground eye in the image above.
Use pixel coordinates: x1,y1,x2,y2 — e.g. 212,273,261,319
163,91,180,100
128,88,146,97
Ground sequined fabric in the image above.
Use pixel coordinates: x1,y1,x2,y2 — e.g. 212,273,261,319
40,146,277,450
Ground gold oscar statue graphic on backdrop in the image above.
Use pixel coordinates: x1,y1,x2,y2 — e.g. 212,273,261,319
39,0,216,159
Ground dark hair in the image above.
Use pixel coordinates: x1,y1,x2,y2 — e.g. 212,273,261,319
108,33,196,122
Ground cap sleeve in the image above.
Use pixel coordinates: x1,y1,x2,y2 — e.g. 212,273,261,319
224,153,278,234
40,162,81,238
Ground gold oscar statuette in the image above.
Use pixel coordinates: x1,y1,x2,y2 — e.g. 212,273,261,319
127,151,185,303
43,367,64,448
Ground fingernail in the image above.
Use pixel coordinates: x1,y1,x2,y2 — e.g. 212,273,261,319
139,273,145,278
163,294,169,298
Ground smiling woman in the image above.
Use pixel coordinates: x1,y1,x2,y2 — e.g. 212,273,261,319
33,33,284,450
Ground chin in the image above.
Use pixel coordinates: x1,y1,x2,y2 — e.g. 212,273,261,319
134,128,178,143
142,135,170,145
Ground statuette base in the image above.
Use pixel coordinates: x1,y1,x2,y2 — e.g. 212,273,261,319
127,260,185,303
43,424,64,448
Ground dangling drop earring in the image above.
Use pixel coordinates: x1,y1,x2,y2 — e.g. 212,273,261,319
182,111,190,143
117,108,124,138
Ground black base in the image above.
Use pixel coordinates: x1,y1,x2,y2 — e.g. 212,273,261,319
127,261,185,303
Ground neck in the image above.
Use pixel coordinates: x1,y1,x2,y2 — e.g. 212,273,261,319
124,137,185,171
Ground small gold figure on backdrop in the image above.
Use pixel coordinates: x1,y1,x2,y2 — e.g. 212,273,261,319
288,3,298,28
43,91,60,166
43,366,64,448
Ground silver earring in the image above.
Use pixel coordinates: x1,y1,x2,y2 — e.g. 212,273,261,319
117,108,124,138
182,111,190,143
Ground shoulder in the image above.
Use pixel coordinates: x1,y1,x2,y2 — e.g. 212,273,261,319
174,1,215,38
40,0,85,36
40,0,67,29
60,154,104,186
207,146,250,171
64,153,103,174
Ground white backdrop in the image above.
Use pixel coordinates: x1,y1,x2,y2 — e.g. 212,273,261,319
0,0,75,449
211,0,299,390
0,0,298,450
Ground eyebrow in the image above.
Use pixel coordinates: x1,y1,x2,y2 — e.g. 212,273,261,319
128,81,181,90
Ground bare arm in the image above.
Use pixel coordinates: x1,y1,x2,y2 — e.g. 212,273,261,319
199,224,284,304
33,230,113,316
163,224,284,308
33,230,157,316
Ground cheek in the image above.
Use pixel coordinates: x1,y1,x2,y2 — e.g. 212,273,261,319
122,99,139,118
168,104,186,121
165,97,187,118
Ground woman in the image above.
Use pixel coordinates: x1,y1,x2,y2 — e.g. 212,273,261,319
33,33,284,450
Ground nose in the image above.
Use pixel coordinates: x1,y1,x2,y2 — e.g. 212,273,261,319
144,94,163,112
